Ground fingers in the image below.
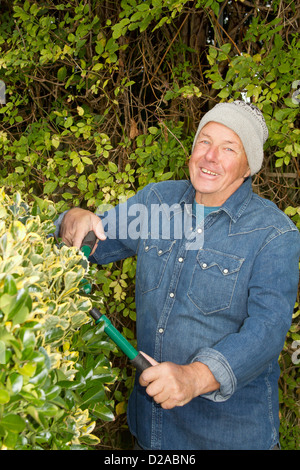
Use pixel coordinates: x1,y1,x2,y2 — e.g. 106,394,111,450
73,229,90,250
139,363,168,406
139,361,181,408
144,377,169,406
60,208,106,249
139,361,204,410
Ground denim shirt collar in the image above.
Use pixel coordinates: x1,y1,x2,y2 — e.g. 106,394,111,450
221,177,253,223
180,177,253,223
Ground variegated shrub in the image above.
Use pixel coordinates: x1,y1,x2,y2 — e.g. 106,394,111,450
0,190,116,449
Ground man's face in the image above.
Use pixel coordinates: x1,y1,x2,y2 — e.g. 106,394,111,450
189,122,251,206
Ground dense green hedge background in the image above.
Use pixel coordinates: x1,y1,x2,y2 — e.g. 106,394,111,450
0,0,299,450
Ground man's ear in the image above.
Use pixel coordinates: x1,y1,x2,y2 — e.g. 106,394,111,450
244,166,251,178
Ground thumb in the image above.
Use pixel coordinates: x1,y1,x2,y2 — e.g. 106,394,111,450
139,351,159,367
139,352,159,387
93,217,106,241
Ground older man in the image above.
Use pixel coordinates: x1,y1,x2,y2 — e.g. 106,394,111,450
57,101,300,450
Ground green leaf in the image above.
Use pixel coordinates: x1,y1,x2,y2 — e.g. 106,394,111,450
108,162,118,173
44,385,61,401
275,108,291,121
57,66,67,81
7,289,31,322
160,171,174,181
92,403,115,422
79,433,100,446
12,305,29,327
278,63,290,74
0,414,26,433
218,88,230,99
76,161,84,173
220,43,231,54
0,340,6,364
18,361,37,378
9,373,23,394
64,116,73,128
51,135,60,148
3,275,17,295
0,389,10,404
80,385,105,407
21,329,36,349
44,180,58,194
208,47,218,58
3,430,18,449
0,294,14,316
81,156,93,165
122,326,134,339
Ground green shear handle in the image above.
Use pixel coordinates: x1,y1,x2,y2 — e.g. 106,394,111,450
81,231,152,373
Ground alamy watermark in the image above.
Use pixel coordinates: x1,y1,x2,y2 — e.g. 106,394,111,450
95,201,205,250
291,340,300,365
0,80,6,105
291,80,300,105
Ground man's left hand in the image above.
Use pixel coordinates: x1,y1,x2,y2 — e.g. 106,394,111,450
139,352,220,409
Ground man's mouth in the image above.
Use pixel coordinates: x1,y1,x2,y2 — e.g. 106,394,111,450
201,167,219,176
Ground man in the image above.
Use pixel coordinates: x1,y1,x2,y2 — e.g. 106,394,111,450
56,101,300,450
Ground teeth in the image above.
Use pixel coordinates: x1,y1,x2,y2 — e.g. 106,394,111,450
201,168,218,176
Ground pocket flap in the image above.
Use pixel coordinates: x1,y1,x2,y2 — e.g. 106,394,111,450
143,238,176,256
197,249,244,275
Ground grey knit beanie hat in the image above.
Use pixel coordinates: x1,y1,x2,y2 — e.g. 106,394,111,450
192,101,269,175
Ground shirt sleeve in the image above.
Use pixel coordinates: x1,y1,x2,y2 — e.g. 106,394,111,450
191,228,300,402
53,210,68,238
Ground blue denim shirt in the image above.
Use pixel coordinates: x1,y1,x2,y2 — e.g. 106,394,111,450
58,177,300,449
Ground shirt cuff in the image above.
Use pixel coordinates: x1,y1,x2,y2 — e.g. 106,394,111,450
191,348,237,402
53,210,68,238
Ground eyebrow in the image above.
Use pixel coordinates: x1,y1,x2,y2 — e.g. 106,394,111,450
199,132,240,147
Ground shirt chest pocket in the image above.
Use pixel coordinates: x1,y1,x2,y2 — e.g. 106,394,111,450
188,249,244,315
137,238,176,294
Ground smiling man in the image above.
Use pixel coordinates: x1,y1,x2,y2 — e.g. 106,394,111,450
189,121,251,206
56,101,300,450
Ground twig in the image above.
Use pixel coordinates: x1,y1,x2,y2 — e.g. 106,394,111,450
148,13,190,86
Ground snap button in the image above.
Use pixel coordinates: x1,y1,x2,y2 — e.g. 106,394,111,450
197,228,202,234
158,328,164,334
202,263,207,268
158,250,163,255
169,292,175,298
178,257,184,263
145,246,149,251
223,268,229,274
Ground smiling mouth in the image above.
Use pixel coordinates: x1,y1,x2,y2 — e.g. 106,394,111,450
201,167,219,176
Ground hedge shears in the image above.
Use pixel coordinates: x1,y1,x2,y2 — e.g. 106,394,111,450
81,231,151,373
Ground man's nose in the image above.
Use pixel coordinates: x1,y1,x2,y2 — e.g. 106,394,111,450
205,145,219,162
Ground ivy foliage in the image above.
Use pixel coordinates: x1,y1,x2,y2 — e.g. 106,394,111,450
0,0,299,450
206,22,299,170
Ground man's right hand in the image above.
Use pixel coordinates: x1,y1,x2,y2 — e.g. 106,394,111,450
59,207,106,252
